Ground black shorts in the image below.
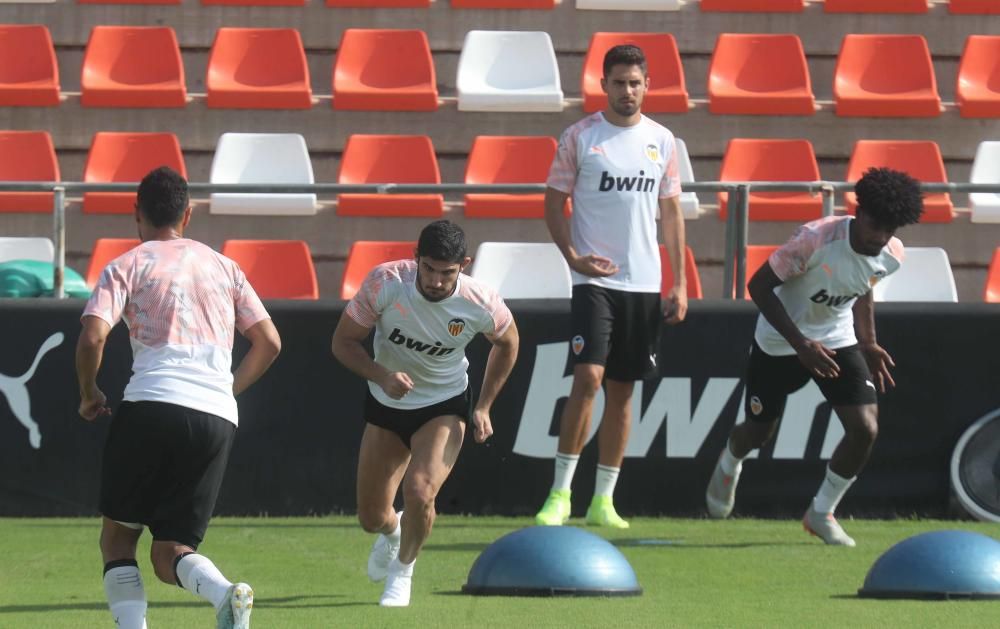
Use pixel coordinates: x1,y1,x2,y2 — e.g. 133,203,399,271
569,284,661,381
99,401,236,549
364,388,471,449
744,341,878,423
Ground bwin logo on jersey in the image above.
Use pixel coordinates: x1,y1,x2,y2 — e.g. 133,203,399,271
809,288,861,307
1,332,64,449
388,328,455,356
599,170,655,193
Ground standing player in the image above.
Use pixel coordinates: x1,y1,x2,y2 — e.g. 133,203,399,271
705,167,924,545
76,167,281,629
331,220,519,607
535,44,688,529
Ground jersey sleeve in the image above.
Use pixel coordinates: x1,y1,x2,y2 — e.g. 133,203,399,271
233,267,270,334
659,134,682,199
481,292,513,340
345,266,389,329
81,261,129,327
769,224,823,282
545,126,579,194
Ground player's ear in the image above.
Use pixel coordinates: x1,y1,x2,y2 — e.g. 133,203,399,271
460,256,472,271
600,76,608,94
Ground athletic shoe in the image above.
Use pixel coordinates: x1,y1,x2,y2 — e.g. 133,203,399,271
585,495,629,529
379,560,413,607
216,582,253,629
367,527,401,583
706,452,742,519
802,507,856,547
535,489,571,526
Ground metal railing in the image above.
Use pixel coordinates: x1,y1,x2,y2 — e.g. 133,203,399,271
1,180,996,299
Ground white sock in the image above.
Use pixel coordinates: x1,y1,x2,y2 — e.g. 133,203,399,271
103,561,147,629
388,511,402,542
812,466,856,514
594,464,620,498
720,440,744,475
551,452,579,492
175,553,233,611
388,557,415,577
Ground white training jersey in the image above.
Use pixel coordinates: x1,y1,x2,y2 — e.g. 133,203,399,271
82,239,271,425
755,216,904,356
345,259,513,410
546,112,682,293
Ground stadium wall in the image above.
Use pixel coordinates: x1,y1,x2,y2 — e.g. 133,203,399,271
0,299,997,518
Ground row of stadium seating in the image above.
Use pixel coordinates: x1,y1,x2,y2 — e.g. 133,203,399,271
4,25,1000,116
4,235,996,303
4,130,999,223
40,0,1000,14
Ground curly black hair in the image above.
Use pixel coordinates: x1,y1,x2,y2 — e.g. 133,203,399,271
854,167,924,229
136,166,189,228
417,219,467,263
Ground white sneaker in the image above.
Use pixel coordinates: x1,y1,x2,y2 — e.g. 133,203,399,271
216,582,253,629
367,514,402,582
706,453,741,519
379,559,413,608
803,507,856,547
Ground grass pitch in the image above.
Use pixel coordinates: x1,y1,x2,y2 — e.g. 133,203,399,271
0,516,996,628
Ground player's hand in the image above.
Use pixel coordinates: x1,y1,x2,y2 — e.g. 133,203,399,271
663,287,688,324
79,387,111,422
379,372,414,400
471,407,494,443
569,254,619,278
793,339,840,379
860,342,895,393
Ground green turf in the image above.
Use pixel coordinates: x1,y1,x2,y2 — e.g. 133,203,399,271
0,516,996,628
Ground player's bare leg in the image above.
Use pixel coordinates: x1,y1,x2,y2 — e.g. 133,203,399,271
586,378,634,528
804,404,878,547
357,424,411,582
706,419,778,518
100,519,147,629
380,414,465,607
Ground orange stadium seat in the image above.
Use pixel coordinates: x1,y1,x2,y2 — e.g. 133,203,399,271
951,0,1000,13
825,0,927,12
464,136,556,219
333,29,437,111
85,238,141,287
81,26,185,108
83,132,187,215
956,36,1000,118
582,33,687,114
341,241,417,300
718,139,822,221
834,35,940,117
203,1,305,5
700,0,803,11
0,131,59,213
452,0,553,9
337,135,443,217
326,0,428,7
742,245,779,299
659,245,702,299
0,25,59,106
222,240,318,300
708,34,814,115
844,140,954,223
206,28,312,110
985,248,1000,302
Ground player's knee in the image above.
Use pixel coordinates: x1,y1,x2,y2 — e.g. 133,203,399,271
357,508,391,534
149,546,178,585
402,477,437,513
572,370,603,399
743,420,778,449
850,412,879,445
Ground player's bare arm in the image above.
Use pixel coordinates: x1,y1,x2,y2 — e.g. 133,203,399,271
75,315,113,421
659,194,688,324
471,320,520,444
233,318,281,396
748,262,840,379
544,187,618,278
332,313,414,400
852,290,895,392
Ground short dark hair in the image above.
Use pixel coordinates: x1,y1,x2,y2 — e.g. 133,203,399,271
854,167,924,229
136,166,189,228
603,44,647,78
416,220,467,263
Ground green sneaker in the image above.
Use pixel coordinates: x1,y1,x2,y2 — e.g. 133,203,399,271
585,496,629,529
535,489,572,526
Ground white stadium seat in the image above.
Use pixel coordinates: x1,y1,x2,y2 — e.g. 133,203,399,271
675,137,700,220
576,0,681,10
209,133,317,216
969,141,1000,224
457,31,564,113
0,237,54,264
470,242,572,299
873,247,958,302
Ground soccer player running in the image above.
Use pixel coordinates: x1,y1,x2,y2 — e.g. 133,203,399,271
331,220,519,607
535,44,688,529
705,167,924,546
76,167,281,629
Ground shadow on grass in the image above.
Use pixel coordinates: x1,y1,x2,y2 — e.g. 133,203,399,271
0,595,360,615
612,539,814,549
422,542,489,552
